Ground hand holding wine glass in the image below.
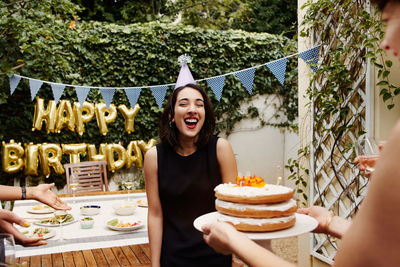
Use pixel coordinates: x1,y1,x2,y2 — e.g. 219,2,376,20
355,136,380,177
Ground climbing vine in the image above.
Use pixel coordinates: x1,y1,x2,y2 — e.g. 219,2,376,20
291,0,398,262
298,0,397,210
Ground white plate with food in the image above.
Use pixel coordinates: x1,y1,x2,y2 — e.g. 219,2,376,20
106,218,144,231
27,205,55,214
136,199,148,208
22,227,56,240
34,214,77,227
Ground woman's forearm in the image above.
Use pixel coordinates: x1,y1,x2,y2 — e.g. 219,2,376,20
0,185,24,201
0,185,43,201
148,213,163,267
326,215,351,239
229,232,296,267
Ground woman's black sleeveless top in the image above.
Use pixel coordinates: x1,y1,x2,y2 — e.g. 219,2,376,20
157,136,232,267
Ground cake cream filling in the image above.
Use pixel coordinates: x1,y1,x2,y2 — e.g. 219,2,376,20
217,213,295,226
216,199,296,211
214,183,293,197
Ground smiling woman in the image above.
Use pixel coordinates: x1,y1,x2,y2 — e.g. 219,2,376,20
144,81,238,266
159,83,215,152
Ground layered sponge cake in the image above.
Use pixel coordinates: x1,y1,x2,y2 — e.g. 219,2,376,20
214,176,297,232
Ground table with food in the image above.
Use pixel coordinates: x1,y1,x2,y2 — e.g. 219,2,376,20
11,192,149,257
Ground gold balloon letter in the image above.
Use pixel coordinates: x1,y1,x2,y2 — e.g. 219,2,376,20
39,143,64,177
87,144,107,162
126,141,143,168
105,143,126,172
138,139,157,154
32,97,57,133
118,104,140,134
95,103,117,135
74,102,95,136
2,140,24,173
55,100,75,133
62,143,87,163
24,143,39,176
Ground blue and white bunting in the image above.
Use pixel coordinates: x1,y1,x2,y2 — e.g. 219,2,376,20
298,45,320,73
124,88,142,107
8,45,321,108
75,86,91,107
99,88,115,108
151,85,169,109
50,83,65,104
9,75,21,95
206,76,226,101
266,58,288,85
29,79,43,101
235,68,256,95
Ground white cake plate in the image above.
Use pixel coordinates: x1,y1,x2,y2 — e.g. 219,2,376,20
194,212,318,240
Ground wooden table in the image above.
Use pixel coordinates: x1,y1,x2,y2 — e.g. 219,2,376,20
15,190,151,267
17,243,150,267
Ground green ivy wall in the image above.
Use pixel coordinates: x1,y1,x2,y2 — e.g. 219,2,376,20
0,2,296,188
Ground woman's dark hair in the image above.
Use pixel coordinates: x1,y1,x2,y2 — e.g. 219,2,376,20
159,83,216,149
371,0,390,10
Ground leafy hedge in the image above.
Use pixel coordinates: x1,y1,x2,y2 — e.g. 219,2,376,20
0,0,297,187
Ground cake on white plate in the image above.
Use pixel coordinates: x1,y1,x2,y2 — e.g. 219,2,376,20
214,175,297,232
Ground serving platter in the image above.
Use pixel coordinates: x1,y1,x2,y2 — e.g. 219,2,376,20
106,218,144,231
27,205,54,214
33,214,77,227
194,212,318,240
23,228,56,240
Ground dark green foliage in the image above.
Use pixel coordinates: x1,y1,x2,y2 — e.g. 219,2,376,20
71,0,297,37
231,0,297,36
0,0,297,187
71,0,168,23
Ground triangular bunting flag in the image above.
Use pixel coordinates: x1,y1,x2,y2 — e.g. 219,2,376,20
124,88,142,107
99,88,115,108
9,75,21,95
206,76,226,101
235,68,256,95
151,85,169,108
298,45,320,73
75,86,91,107
266,58,288,85
50,83,65,104
29,79,43,101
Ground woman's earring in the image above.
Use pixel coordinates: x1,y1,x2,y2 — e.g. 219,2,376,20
169,121,173,128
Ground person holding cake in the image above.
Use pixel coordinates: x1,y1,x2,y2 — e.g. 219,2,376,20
203,1,400,266
144,55,237,267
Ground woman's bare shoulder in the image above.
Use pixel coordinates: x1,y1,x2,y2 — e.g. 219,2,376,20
145,146,157,159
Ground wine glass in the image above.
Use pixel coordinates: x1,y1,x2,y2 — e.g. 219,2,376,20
69,172,79,204
276,165,282,185
0,234,15,267
124,174,134,201
54,210,68,242
355,136,380,173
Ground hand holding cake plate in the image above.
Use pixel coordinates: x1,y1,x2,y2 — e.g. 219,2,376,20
194,212,318,240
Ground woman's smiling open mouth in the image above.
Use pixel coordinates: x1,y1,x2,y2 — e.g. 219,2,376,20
185,117,198,129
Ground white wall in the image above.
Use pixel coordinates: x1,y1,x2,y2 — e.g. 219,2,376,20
375,52,400,141
224,94,298,185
